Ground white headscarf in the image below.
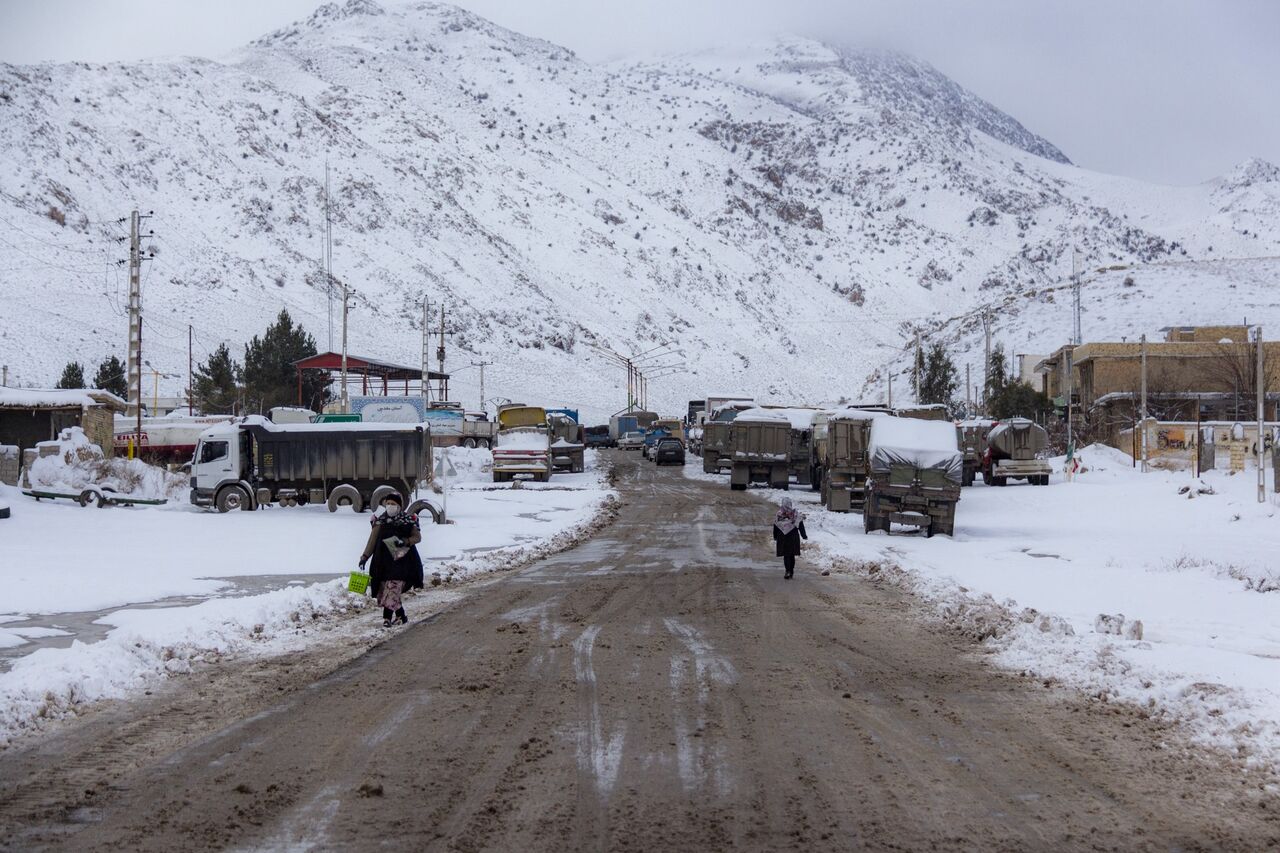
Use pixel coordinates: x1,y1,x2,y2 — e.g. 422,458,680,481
775,496,801,535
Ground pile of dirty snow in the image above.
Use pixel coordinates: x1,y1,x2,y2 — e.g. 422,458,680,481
24,427,186,501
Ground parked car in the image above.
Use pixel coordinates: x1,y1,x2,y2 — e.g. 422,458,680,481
654,438,686,466
618,431,646,451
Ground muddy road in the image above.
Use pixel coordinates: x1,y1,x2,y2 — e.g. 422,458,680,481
2,452,1277,851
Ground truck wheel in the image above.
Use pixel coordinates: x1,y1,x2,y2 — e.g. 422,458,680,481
407,498,441,524
216,485,250,513
327,484,364,513
464,438,477,449
479,439,490,449
371,485,403,509
77,488,101,508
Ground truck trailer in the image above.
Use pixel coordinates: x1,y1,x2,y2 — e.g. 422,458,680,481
863,416,962,537
956,420,995,486
701,400,755,474
815,408,886,512
728,409,791,490
546,409,586,473
189,417,432,514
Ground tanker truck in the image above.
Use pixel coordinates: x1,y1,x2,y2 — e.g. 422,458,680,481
189,417,433,514
863,416,962,537
981,418,1052,486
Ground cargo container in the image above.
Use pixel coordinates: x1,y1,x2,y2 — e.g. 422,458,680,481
863,416,961,537
189,417,432,515
728,409,792,490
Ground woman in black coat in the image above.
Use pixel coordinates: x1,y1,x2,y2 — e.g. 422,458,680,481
359,493,424,626
772,496,808,580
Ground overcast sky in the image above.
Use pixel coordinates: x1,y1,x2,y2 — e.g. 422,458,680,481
1,0,1276,185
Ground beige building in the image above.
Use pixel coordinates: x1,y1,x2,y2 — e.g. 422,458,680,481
1036,326,1280,442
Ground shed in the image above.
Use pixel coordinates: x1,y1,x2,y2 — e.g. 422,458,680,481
0,388,128,459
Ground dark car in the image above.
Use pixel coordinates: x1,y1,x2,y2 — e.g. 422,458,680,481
654,438,686,466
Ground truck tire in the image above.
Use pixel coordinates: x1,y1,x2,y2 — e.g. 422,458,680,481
77,488,102,508
730,482,747,491
216,485,250,513
407,498,441,524
464,438,477,449
370,485,403,509
479,439,490,450
327,484,364,514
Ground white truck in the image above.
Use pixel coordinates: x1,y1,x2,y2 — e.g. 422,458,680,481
189,417,434,515
492,404,552,483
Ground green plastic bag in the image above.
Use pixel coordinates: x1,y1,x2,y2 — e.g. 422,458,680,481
348,569,371,595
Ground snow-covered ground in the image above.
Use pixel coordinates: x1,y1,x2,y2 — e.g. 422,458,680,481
0,447,615,745
692,447,1280,772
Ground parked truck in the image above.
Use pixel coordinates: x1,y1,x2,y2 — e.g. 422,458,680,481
728,409,792,490
189,417,432,514
863,416,962,537
982,418,1052,485
956,420,995,487
493,404,552,483
814,409,885,512
546,409,585,473
701,400,756,474
760,407,818,486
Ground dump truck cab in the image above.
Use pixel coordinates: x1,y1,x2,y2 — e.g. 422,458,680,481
493,404,552,483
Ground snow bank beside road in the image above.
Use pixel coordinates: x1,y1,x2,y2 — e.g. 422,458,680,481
0,448,616,746
763,445,1280,771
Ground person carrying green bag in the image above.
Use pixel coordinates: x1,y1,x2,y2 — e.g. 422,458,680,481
359,493,424,627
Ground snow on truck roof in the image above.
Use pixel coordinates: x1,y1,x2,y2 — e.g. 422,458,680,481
199,416,425,438
869,416,960,455
0,387,128,410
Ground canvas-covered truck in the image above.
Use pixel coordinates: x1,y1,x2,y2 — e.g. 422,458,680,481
493,404,552,483
982,418,1052,486
863,416,962,537
547,410,585,473
957,419,995,487
189,417,432,514
728,409,791,490
702,400,755,474
816,409,886,512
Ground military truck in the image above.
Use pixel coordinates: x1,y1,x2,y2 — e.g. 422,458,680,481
982,418,1052,486
547,410,585,473
814,409,886,512
956,420,995,487
863,416,962,537
701,401,755,474
758,407,818,486
189,417,432,514
728,409,791,490
493,404,552,483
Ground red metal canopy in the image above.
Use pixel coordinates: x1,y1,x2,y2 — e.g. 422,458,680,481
293,352,449,402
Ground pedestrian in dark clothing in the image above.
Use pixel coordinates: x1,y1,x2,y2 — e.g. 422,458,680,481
773,496,808,580
359,494,424,626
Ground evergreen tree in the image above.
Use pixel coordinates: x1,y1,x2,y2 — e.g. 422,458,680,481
241,309,330,413
192,343,242,414
986,342,1009,401
920,342,958,408
911,342,926,401
91,355,128,399
56,361,85,389
989,382,1054,421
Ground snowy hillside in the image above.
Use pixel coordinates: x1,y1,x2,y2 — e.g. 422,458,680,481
2,0,1278,421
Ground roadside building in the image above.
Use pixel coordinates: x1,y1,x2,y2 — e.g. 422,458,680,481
0,387,128,459
1036,326,1280,444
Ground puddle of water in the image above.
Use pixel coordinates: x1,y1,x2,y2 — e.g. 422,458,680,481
0,572,342,670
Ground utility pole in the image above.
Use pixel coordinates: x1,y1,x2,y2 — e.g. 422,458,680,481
887,372,893,408
187,324,193,415
340,281,350,412
1072,248,1083,345
982,309,992,412
1,365,7,386
1257,325,1265,502
437,305,448,401
913,329,922,405
965,363,971,416
471,360,493,415
325,161,333,352
1065,346,1074,453
127,210,142,425
420,297,431,403
1140,333,1148,472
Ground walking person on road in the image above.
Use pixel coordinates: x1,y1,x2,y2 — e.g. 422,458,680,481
360,493,424,626
773,495,808,580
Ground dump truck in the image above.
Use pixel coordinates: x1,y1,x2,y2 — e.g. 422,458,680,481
982,418,1052,485
701,400,755,474
547,409,585,473
728,409,791,490
493,404,552,482
814,408,886,512
760,407,818,487
956,420,995,487
863,416,962,537
189,417,432,514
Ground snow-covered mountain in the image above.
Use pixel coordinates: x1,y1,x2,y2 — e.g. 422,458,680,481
2,0,1278,420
